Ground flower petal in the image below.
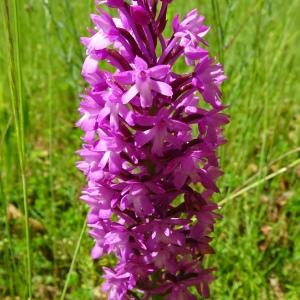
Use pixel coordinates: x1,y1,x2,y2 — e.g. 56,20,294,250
122,85,139,103
138,82,153,108
134,56,148,71
91,244,103,259
82,55,99,75
135,129,155,148
148,65,170,79
151,80,173,97
114,71,134,85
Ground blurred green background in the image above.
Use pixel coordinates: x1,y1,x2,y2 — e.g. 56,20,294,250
1,0,300,299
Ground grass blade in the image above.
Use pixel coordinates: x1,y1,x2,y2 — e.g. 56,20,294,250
219,158,300,206
2,0,32,298
60,219,87,300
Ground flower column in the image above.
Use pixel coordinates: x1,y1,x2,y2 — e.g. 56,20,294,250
77,1,229,299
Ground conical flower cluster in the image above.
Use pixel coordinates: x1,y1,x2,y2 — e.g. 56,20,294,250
77,1,229,299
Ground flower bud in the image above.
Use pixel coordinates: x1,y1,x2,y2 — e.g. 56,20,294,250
130,5,151,25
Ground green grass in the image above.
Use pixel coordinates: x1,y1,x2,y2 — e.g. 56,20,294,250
0,0,299,299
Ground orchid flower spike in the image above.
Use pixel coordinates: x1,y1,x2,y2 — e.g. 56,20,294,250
78,1,229,299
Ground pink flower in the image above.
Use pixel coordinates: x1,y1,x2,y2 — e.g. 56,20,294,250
78,1,229,299
114,57,173,108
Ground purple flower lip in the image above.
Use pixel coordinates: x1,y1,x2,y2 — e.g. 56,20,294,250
138,70,147,81
78,1,228,299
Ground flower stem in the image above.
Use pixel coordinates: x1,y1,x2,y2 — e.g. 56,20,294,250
60,219,87,300
3,0,32,298
219,158,300,206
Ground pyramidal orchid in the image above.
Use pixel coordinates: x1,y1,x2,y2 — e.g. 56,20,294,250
77,1,229,299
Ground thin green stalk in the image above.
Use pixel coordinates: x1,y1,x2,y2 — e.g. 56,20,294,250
255,4,268,222
42,1,81,78
219,158,300,206
63,0,83,61
3,0,32,298
0,56,17,297
0,116,12,147
211,0,225,63
223,2,260,52
12,0,25,155
60,219,87,300
237,148,300,190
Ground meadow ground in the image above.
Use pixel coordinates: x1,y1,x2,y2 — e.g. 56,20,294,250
0,0,300,299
